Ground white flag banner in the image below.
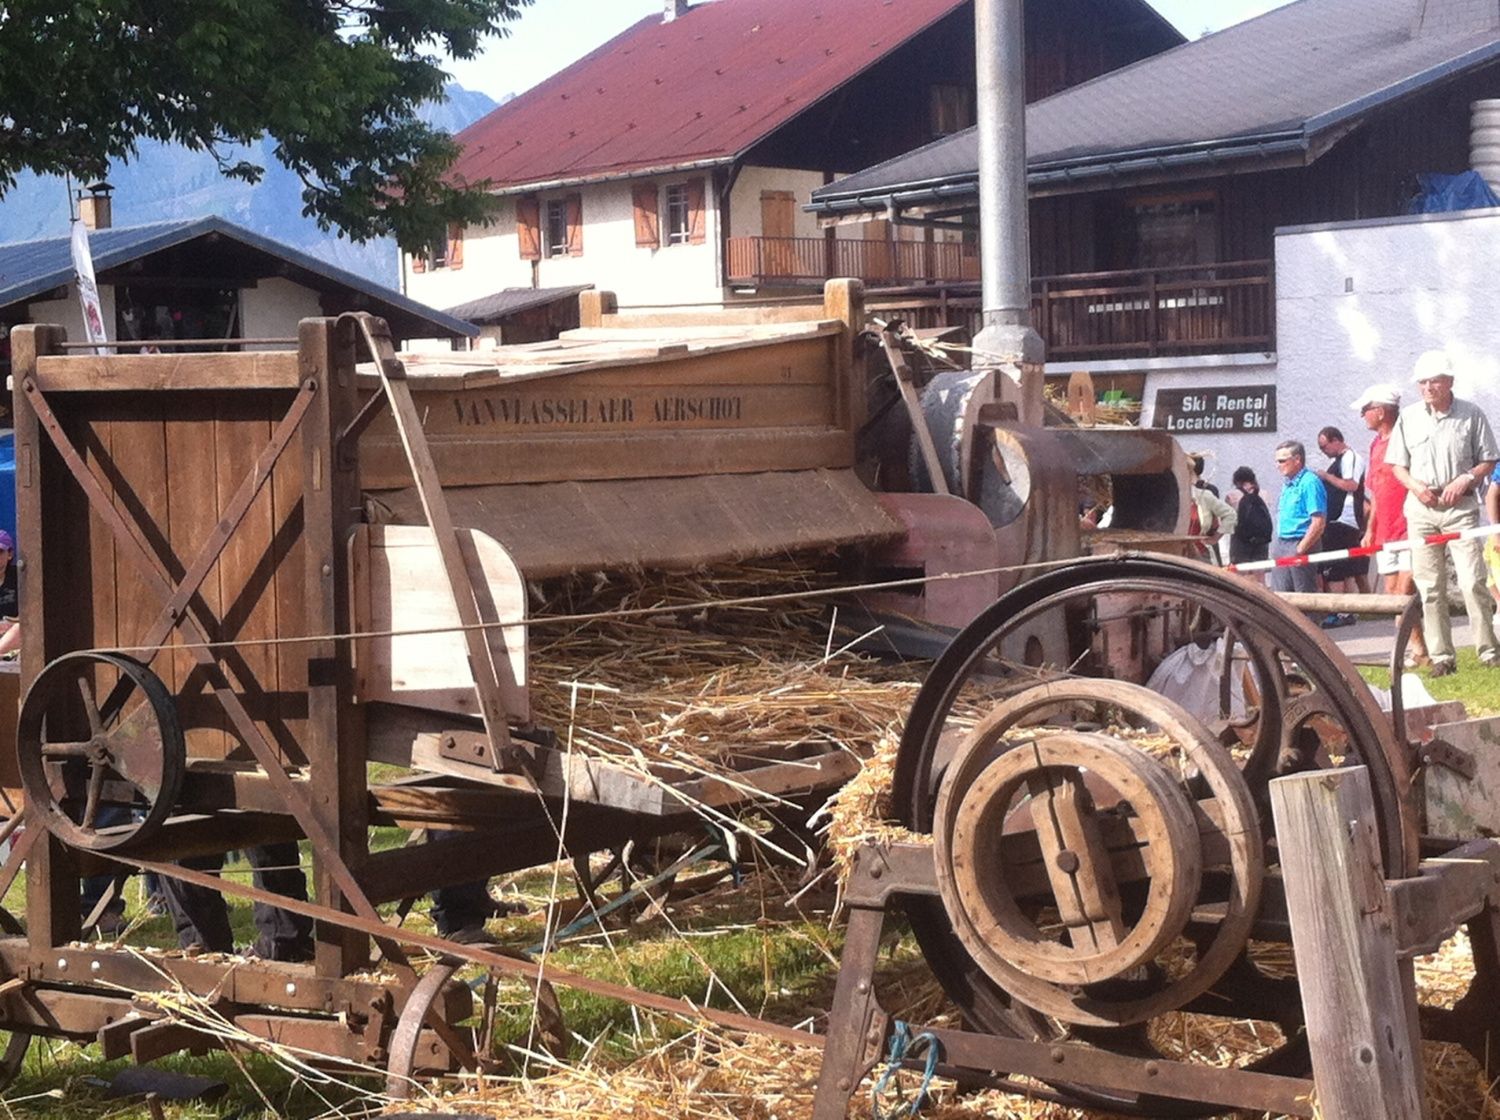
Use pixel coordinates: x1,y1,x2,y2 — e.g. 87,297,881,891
70,220,108,355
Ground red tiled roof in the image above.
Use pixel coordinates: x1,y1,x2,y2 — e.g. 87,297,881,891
450,0,969,191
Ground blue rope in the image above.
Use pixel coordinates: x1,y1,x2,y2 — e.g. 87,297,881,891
870,1020,941,1120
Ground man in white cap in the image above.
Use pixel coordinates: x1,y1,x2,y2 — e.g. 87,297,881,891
1354,383,1427,665
1385,350,1500,675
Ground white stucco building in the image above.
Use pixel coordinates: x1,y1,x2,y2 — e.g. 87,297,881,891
402,0,1182,327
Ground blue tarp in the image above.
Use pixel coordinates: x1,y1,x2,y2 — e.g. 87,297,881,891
0,432,13,546
1408,170,1500,214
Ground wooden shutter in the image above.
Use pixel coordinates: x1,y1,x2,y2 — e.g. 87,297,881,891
516,196,541,261
633,183,660,249
686,178,707,245
565,193,584,255
447,222,465,270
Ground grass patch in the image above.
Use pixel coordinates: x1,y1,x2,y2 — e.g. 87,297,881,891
0,851,849,1119
1359,650,1500,714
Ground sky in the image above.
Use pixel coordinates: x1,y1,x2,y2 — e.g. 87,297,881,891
444,0,1301,103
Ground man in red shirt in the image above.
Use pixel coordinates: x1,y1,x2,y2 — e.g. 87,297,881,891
1357,383,1428,665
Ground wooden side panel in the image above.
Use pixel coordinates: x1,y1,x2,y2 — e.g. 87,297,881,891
357,332,850,489
106,397,170,731
163,397,229,755
348,526,528,721
213,396,286,763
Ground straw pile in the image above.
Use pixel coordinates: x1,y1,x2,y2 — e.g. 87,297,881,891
400,934,1500,1120
525,558,927,778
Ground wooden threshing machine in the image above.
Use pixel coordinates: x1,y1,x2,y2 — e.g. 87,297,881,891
0,278,1191,1092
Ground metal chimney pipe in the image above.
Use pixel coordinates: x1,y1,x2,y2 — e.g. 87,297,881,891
971,0,1044,426
975,0,1030,329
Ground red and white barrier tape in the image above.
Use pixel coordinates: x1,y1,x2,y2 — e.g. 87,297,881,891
1226,521,1500,573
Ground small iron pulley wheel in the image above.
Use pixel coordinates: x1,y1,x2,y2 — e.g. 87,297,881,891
0,907,34,1091
386,948,569,1098
17,651,186,852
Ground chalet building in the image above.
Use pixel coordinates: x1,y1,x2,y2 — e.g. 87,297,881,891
0,213,473,387
402,0,1182,321
808,0,1500,482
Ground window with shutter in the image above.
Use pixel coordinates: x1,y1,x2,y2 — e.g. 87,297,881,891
516,197,542,261
411,253,427,274
633,183,661,249
564,193,584,255
447,223,465,270
685,178,706,245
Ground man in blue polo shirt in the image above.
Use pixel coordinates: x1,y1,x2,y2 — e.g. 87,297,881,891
1270,439,1327,593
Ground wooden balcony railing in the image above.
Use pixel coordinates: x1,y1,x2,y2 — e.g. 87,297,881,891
1033,260,1275,360
727,235,980,287
727,242,1276,359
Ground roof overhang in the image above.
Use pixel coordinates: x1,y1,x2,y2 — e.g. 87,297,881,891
474,158,739,199
808,131,1312,224
808,34,1500,224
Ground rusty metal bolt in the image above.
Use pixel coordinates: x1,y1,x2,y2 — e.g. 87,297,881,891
1055,850,1081,874
868,864,883,880
1050,1046,1065,1064
1145,1061,1159,1077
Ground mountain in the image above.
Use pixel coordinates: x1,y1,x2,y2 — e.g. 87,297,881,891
0,83,503,288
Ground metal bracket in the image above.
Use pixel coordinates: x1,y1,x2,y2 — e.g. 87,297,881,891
1421,738,1477,781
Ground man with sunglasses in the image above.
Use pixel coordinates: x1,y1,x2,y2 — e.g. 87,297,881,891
1269,440,1326,594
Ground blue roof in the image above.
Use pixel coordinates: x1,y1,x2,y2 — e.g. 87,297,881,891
0,215,476,337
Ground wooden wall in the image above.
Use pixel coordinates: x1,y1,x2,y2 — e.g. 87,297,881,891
743,0,1181,177
1029,61,1500,277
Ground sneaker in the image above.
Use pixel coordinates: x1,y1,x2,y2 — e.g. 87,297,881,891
92,909,128,939
1338,613,1358,627
1429,660,1456,678
1318,614,1342,630
1481,653,1500,668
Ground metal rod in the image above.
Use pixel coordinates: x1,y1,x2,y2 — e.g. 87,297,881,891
974,0,1030,330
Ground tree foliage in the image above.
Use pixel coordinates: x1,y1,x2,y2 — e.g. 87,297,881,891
0,0,530,248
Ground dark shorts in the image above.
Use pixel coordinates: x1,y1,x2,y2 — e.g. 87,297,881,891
1318,521,1368,582
1229,537,1269,565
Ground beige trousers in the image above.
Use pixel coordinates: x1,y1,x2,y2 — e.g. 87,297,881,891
1407,501,1499,665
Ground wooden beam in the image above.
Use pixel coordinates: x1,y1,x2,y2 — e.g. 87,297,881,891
33,352,302,391
1269,767,1427,1120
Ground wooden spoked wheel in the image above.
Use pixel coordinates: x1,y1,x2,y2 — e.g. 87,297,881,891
893,553,1412,1117
933,681,1261,1029
386,949,569,1099
0,907,34,1092
16,652,185,852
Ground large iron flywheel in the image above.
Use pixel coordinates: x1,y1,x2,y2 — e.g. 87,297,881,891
896,553,1414,1117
